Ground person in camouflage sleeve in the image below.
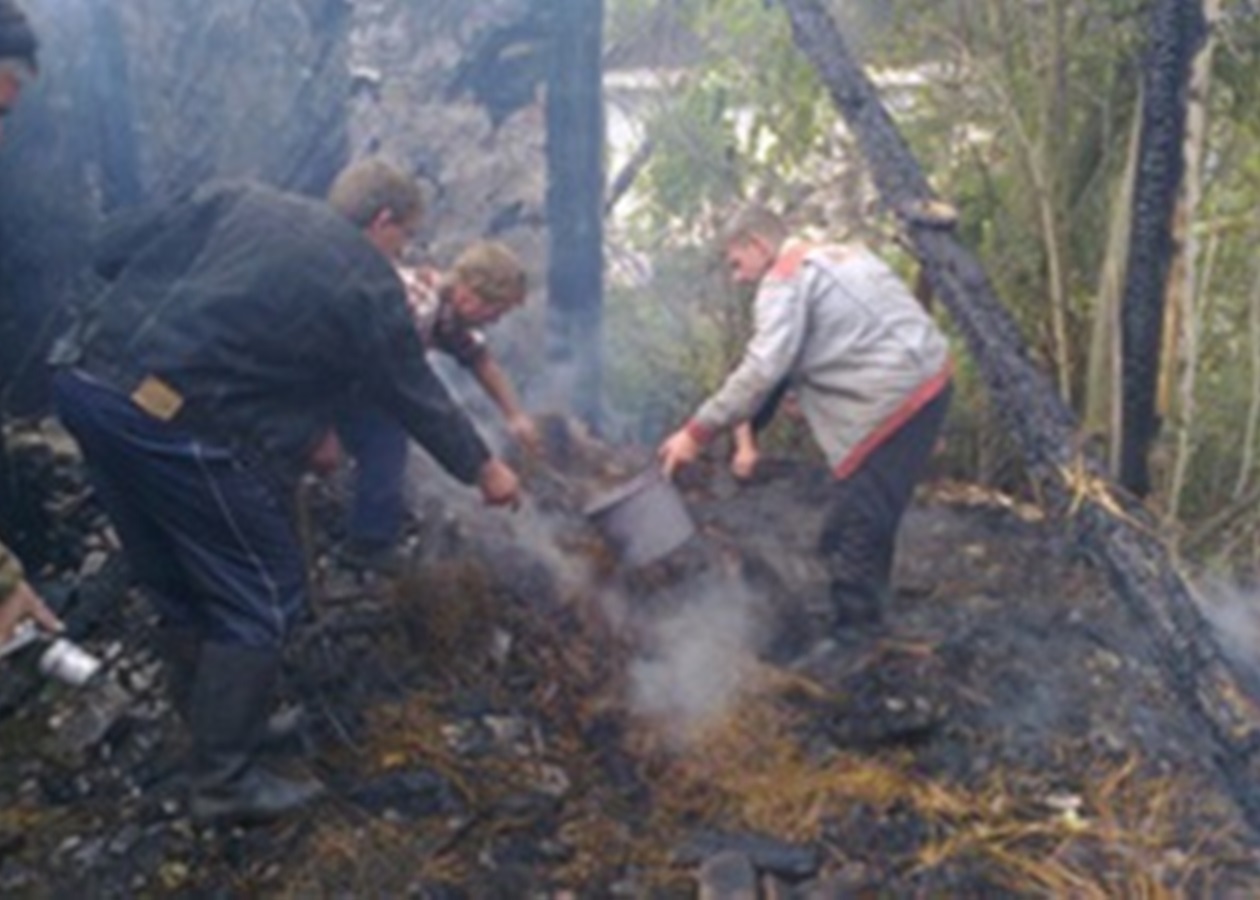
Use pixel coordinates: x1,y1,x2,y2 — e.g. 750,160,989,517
0,1,62,649
0,541,62,646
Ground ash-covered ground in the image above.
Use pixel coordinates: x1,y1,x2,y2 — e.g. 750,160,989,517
2,423,1259,898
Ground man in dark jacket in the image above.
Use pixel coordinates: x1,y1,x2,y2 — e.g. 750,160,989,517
51,158,520,824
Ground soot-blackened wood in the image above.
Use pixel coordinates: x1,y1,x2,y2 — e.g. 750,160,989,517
778,0,1260,833
1118,0,1206,497
545,0,606,431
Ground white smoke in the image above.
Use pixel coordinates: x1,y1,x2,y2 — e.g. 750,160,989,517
626,572,765,744
402,448,596,599
1195,577,1260,682
510,499,597,600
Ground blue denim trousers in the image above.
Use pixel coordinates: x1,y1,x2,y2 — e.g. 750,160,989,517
335,407,409,547
53,370,306,649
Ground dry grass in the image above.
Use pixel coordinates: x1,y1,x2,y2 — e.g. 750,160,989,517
278,816,469,897
281,567,1257,896
618,662,1247,896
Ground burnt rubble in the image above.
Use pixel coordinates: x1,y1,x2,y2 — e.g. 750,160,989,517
1,417,1260,897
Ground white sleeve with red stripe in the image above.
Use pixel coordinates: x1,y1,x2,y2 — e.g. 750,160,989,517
688,267,810,442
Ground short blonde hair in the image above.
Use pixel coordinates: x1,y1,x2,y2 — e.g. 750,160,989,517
718,204,788,250
451,240,526,310
327,158,424,229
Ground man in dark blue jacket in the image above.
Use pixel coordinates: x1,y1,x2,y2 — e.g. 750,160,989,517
51,158,520,824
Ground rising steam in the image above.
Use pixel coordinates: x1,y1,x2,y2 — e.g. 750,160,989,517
626,572,765,745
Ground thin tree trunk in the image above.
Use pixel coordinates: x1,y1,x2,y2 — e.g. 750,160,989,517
776,0,1260,835
1234,259,1260,499
1084,105,1140,472
1163,0,1221,525
1166,231,1217,526
1043,0,1071,403
545,0,606,430
981,0,1071,402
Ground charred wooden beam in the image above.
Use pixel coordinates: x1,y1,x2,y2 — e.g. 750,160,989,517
544,0,606,431
1118,0,1206,497
777,0,1260,834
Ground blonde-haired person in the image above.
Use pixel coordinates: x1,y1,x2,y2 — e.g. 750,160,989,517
428,240,535,444
336,239,539,573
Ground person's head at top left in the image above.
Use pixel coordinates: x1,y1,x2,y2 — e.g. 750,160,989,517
327,158,424,262
0,0,38,145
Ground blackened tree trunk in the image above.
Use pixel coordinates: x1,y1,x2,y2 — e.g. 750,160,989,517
544,0,605,431
84,0,143,211
1118,0,1206,497
778,0,1260,835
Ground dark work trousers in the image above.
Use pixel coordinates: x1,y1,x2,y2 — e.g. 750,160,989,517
52,370,305,649
818,385,952,629
336,406,409,548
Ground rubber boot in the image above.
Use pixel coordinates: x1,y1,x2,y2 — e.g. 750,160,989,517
156,627,304,749
154,627,200,721
830,581,888,631
186,642,324,825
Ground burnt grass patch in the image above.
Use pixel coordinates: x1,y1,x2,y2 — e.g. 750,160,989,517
1,429,1259,897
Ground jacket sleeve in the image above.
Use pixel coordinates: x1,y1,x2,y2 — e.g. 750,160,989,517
356,275,492,485
0,541,24,603
691,270,810,437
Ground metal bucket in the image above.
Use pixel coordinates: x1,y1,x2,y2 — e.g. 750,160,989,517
584,467,696,568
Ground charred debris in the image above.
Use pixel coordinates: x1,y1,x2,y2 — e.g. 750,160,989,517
0,414,1259,897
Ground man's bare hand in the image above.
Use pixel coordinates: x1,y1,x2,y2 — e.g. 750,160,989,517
507,413,542,456
478,458,522,509
730,443,760,480
0,581,64,645
658,429,701,479
731,423,759,481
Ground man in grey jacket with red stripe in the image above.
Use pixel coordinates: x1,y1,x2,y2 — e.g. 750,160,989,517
659,205,952,632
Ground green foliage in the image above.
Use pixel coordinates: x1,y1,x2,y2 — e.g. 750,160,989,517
601,246,733,441
626,0,832,229
600,0,1260,558
884,0,1146,376
636,81,740,222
